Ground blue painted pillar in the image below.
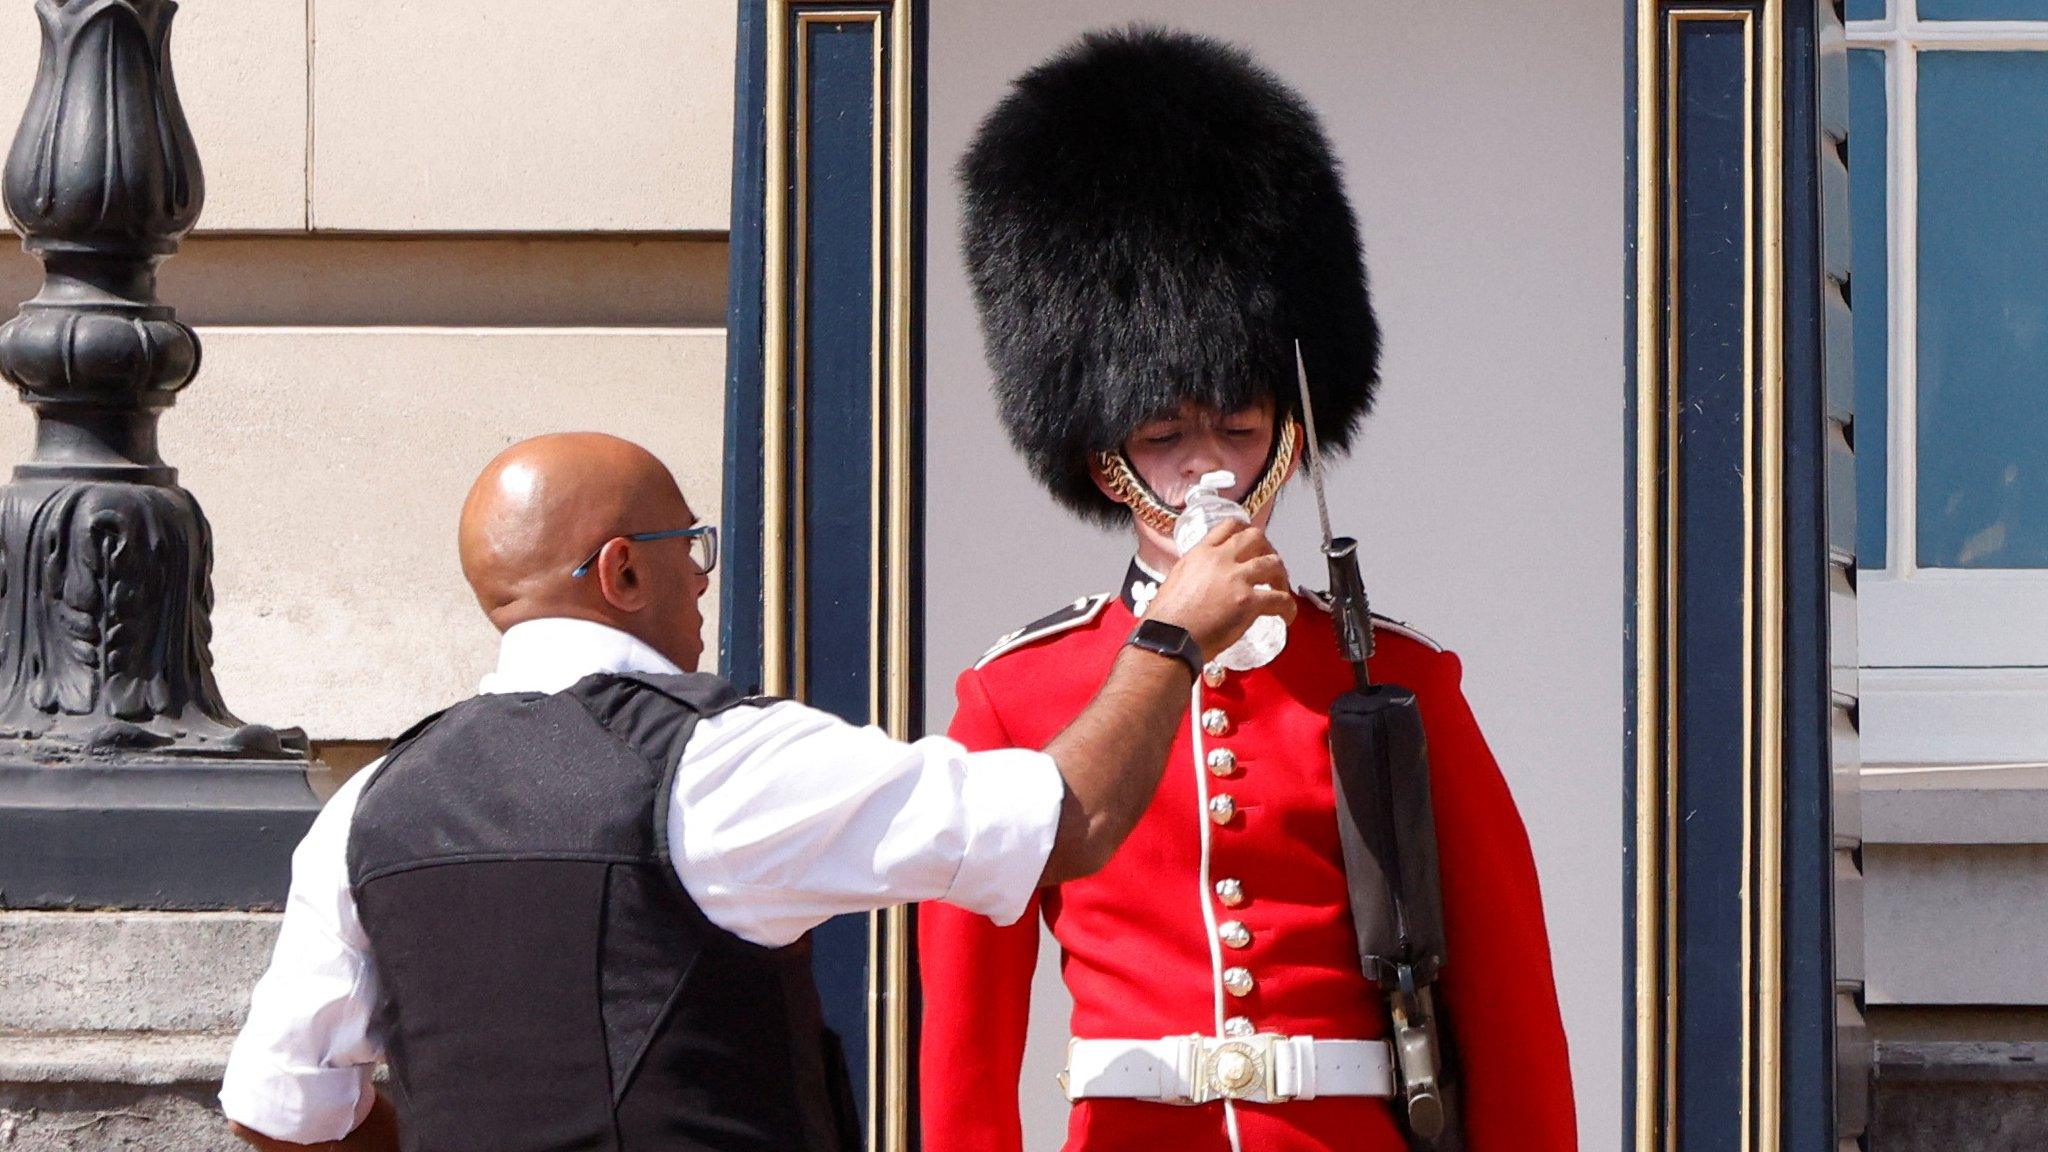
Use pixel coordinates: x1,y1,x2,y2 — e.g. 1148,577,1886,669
724,2,926,1149
1626,2,1865,1150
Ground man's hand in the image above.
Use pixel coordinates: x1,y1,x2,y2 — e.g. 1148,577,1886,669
1144,520,1295,661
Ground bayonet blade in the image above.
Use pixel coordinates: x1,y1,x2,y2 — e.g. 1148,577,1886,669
1294,340,1337,548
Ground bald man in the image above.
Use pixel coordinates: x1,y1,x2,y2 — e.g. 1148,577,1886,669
218,433,1293,1152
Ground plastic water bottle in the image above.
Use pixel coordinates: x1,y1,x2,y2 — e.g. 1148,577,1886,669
1172,470,1287,671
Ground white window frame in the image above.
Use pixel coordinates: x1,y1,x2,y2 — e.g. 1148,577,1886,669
1849,1,2048,765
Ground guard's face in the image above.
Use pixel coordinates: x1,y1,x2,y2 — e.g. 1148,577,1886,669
1122,397,1278,508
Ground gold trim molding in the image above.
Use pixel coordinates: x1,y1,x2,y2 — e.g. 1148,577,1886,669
1633,5,1786,1152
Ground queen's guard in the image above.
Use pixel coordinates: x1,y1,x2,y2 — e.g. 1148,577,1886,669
918,26,1577,1152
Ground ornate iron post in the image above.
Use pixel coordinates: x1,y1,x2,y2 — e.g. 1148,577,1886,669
0,0,320,908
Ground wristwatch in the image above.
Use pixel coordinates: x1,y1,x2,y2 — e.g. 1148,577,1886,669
1126,619,1204,681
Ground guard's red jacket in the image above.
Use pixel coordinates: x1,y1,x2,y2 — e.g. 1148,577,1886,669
919,570,1575,1151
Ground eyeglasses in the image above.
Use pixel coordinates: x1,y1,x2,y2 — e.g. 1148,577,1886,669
570,524,719,578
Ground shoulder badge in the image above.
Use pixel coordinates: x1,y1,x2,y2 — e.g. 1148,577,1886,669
1371,614,1443,653
1295,585,1444,653
975,593,1113,669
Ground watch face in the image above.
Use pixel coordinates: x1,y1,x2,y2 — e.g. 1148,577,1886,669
1139,619,1186,647
1131,620,1201,674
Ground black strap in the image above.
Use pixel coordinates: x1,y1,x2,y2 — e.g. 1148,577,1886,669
1328,685,1447,982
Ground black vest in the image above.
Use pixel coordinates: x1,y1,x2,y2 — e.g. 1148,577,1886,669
347,672,858,1152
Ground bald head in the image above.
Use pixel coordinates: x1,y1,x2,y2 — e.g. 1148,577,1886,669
459,433,707,667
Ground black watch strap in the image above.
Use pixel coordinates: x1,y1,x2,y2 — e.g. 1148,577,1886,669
1126,619,1204,681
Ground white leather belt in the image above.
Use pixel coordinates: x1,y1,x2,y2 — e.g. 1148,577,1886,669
1063,1034,1395,1106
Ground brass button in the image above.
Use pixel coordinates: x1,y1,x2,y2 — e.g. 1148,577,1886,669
1206,748,1238,777
1219,920,1251,949
1223,966,1255,997
1201,708,1230,736
1223,1015,1256,1038
1208,794,1237,825
1203,664,1227,688
1214,878,1246,907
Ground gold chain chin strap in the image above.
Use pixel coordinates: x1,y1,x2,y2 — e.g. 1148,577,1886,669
1094,419,1301,537
1242,418,1299,520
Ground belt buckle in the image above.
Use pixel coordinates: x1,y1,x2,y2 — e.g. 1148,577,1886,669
1192,1033,1291,1105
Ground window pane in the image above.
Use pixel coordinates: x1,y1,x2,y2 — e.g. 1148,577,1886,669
1851,50,1888,569
1918,52,2048,569
1923,0,2048,18
1848,0,1885,19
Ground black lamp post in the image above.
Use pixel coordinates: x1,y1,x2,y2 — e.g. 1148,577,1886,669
0,0,321,908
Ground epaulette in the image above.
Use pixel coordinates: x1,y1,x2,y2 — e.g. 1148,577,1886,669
1296,586,1444,654
975,593,1113,669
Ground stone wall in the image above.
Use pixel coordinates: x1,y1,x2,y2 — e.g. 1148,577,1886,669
0,7,737,1145
0,1,739,742
0,914,278,1151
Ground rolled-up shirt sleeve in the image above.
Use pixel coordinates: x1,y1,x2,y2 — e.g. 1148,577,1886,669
671,701,1064,948
218,767,384,1143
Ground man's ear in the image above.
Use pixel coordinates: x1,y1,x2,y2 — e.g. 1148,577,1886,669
595,539,651,613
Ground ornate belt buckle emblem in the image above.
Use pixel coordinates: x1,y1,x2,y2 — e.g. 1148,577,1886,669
1202,1038,1266,1101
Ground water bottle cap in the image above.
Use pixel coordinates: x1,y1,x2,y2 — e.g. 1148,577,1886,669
1174,469,1247,557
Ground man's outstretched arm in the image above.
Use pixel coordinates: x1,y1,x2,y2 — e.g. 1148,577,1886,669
665,522,1290,946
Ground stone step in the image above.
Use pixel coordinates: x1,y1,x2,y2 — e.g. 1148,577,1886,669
0,1033,233,1086
1875,1040,2048,1152
0,911,278,1033
0,1081,242,1152
0,1033,242,1152
0,912,275,1150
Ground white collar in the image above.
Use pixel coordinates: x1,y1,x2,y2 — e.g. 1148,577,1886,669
478,618,685,696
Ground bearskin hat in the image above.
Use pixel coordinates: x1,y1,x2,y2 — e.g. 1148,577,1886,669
960,25,1380,526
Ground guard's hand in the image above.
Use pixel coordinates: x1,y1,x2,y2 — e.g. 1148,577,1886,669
1145,521,1294,662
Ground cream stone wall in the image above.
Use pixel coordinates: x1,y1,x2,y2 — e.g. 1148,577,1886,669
311,1,735,231
0,3,738,742
0,328,728,739
0,0,307,229
0,0,736,232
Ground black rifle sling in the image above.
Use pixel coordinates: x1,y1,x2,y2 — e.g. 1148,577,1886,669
1328,684,1447,983
1329,683,1465,1152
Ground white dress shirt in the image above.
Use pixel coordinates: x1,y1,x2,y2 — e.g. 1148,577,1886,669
219,617,1063,1143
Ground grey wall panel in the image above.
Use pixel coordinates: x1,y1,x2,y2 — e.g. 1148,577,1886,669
925,3,1625,1148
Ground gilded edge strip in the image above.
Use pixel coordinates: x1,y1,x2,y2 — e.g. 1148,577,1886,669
882,4,918,1150
1755,4,1787,1150
1630,2,1661,1147
1634,6,1786,1152
765,6,916,1150
764,3,790,698
1661,18,1684,1148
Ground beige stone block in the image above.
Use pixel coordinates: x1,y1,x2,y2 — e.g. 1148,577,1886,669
0,0,308,231
0,328,729,740
312,0,735,232
0,6,35,153
172,0,309,229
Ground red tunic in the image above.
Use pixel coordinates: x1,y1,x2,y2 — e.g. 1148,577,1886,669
918,573,1576,1152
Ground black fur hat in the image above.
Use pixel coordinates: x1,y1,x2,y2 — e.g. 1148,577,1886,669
960,25,1380,526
